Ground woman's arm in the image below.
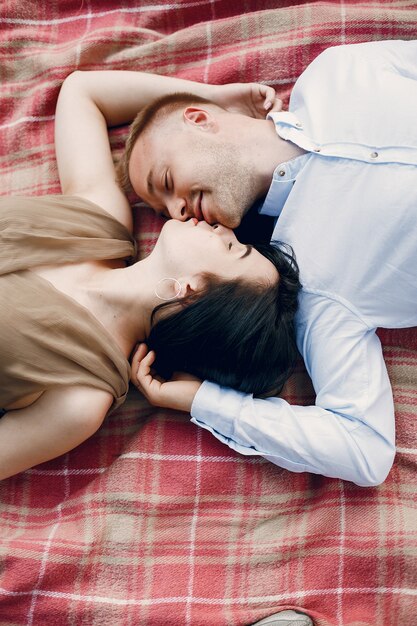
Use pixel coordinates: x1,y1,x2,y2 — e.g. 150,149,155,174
0,386,112,480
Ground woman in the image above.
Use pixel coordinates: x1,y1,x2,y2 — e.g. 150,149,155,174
0,71,300,480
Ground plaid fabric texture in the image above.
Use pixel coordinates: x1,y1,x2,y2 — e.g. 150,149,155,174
1,1,417,624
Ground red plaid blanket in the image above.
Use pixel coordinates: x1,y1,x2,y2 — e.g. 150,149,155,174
1,2,416,625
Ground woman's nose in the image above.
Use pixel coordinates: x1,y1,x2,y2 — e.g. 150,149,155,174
213,223,233,234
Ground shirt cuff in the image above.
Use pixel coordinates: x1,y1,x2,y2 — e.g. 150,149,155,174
190,381,261,457
191,381,238,436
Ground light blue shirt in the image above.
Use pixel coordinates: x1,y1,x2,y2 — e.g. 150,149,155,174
191,40,417,486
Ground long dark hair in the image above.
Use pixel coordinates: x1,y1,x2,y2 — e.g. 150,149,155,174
147,241,301,396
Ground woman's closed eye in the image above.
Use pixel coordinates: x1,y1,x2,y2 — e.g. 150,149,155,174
228,241,252,259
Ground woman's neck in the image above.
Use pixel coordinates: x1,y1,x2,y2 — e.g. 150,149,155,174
84,258,156,357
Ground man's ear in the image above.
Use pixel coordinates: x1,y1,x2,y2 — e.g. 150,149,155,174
183,107,218,132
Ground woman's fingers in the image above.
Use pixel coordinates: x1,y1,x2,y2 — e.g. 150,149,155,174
130,344,202,412
131,343,158,397
130,343,148,385
137,348,156,386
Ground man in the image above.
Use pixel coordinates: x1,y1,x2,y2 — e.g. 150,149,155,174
116,40,417,491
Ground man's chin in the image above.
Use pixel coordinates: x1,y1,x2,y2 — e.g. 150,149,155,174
212,206,243,229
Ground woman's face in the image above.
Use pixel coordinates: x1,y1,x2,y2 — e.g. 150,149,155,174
153,218,279,286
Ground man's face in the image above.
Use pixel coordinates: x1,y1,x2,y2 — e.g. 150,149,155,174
128,119,260,229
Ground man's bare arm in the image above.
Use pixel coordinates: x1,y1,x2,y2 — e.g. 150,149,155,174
55,72,134,229
55,71,281,228
59,70,281,127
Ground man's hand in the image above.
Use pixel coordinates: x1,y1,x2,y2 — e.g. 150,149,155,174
131,344,202,413
209,82,283,118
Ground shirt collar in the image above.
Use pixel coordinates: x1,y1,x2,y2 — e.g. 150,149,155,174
258,151,312,218
258,112,311,218
267,110,303,132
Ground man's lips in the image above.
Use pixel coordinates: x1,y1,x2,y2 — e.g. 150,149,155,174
193,191,204,221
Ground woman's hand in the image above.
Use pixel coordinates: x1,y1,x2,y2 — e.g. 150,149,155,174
131,344,202,412
209,82,283,118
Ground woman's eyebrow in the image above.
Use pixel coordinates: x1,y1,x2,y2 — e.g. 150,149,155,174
240,245,252,259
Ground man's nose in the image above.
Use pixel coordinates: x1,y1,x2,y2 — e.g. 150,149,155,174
166,196,191,221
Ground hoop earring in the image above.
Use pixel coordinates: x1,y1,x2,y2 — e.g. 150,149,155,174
154,277,182,301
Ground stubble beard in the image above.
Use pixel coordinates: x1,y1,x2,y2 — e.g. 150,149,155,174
199,141,260,229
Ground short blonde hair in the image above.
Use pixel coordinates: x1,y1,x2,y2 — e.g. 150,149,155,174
116,92,218,195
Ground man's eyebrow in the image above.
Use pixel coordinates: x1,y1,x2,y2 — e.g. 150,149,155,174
146,173,168,216
240,244,253,259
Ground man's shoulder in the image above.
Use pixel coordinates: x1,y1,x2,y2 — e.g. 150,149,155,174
299,40,411,81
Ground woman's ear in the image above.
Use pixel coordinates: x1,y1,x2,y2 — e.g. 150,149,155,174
178,274,203,298
183,107,218,132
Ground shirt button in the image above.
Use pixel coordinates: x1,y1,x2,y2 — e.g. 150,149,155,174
314,148,321,152
278,170,286,177
370,151,379,158
295,122,302,128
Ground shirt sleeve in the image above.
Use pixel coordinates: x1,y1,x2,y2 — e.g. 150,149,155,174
190,294,396,487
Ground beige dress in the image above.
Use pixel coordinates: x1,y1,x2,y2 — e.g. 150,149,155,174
0,195,136,410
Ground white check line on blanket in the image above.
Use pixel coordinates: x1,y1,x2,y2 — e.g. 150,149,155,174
0,115,54,130
0,587,416,605
24,454,265,477
0,1,223,26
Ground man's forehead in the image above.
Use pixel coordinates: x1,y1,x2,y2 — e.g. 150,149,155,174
142,109,182,142
130,120,174,169
129,137,155,199
129,115,192,188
